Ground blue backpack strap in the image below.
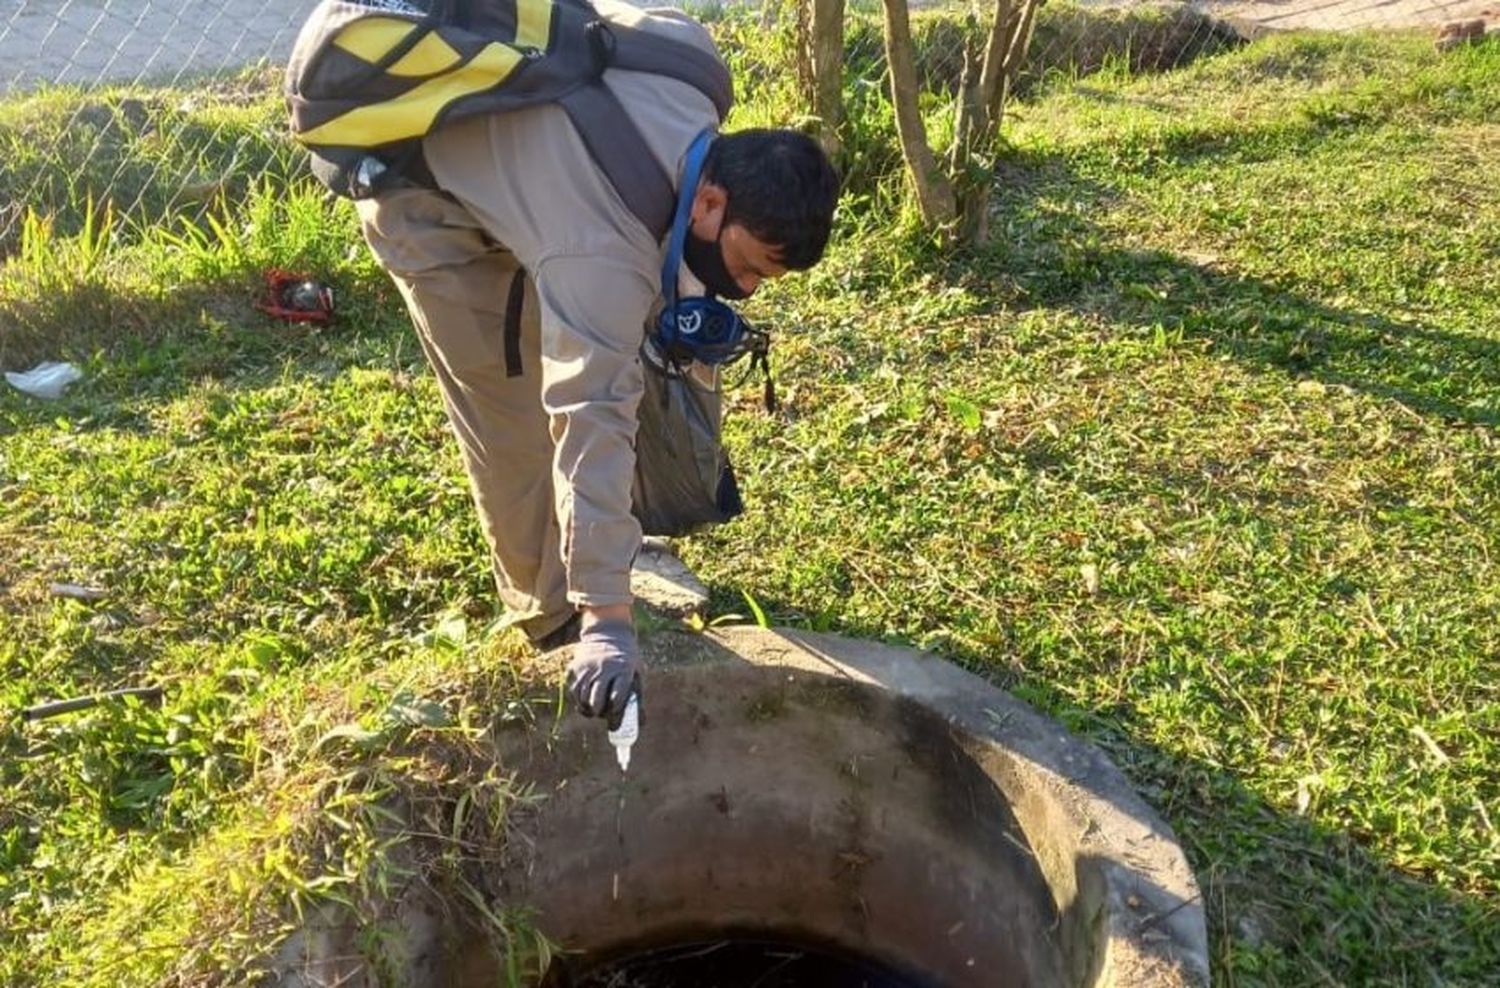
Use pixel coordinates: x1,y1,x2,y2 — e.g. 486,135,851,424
660,127,716,308
652,127,774,412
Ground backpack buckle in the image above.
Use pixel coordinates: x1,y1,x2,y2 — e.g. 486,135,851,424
585,20,616,79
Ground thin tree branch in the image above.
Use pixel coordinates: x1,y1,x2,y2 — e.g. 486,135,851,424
879,0,956,228
976,0,1017,133
795,0,815,106
950,11,983,173
810,0,846,156
998,0,1043,117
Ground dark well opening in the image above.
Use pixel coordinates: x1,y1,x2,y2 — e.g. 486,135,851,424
547,930,937,988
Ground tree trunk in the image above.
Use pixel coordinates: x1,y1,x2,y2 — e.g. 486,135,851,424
809,0,846,158
794,0,815,108
950,10,983,175
956,0,1043,244
974,0,1018,150
879,0,956,230
1000,0,1042,109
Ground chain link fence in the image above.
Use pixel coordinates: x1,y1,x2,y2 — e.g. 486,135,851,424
0,0,1490,256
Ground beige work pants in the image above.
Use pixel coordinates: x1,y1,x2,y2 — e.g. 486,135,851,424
357,189,642,642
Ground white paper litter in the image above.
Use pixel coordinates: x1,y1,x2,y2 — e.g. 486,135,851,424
5,361,84,400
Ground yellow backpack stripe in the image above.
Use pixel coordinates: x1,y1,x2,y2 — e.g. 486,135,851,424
333,18,462,77
390,32,463,77
331,17,413,63
513,0,554,50
300,42,526,146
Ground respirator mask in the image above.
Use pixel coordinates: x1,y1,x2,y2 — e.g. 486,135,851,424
652,129,772,397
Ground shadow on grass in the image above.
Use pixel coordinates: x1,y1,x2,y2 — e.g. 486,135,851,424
731,118,1500,979
702,589,1499,984
1,80,1495,983
0,270,413,436
944,129,1500,427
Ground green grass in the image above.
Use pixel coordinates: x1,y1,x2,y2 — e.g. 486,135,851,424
3,15,1499,988
0,68,297,258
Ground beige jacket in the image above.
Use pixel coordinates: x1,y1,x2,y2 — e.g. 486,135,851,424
365,0,726,611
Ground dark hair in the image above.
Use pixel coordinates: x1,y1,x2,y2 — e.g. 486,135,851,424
704,128,840,270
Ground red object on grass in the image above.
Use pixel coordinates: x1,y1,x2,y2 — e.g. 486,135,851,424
257,270,335,324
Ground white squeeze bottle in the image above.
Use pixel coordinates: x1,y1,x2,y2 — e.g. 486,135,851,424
608,687,640,772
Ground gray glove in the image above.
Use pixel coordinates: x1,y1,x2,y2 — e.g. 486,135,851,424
565,619,641,728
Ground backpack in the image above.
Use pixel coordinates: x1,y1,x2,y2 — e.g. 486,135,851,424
284,0,734,238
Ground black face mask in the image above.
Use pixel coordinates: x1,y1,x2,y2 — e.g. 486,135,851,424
684,226,749,301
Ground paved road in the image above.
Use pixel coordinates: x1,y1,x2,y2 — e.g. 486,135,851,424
1203,0,1492,31
0,0,318,93
0,0,1491,96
